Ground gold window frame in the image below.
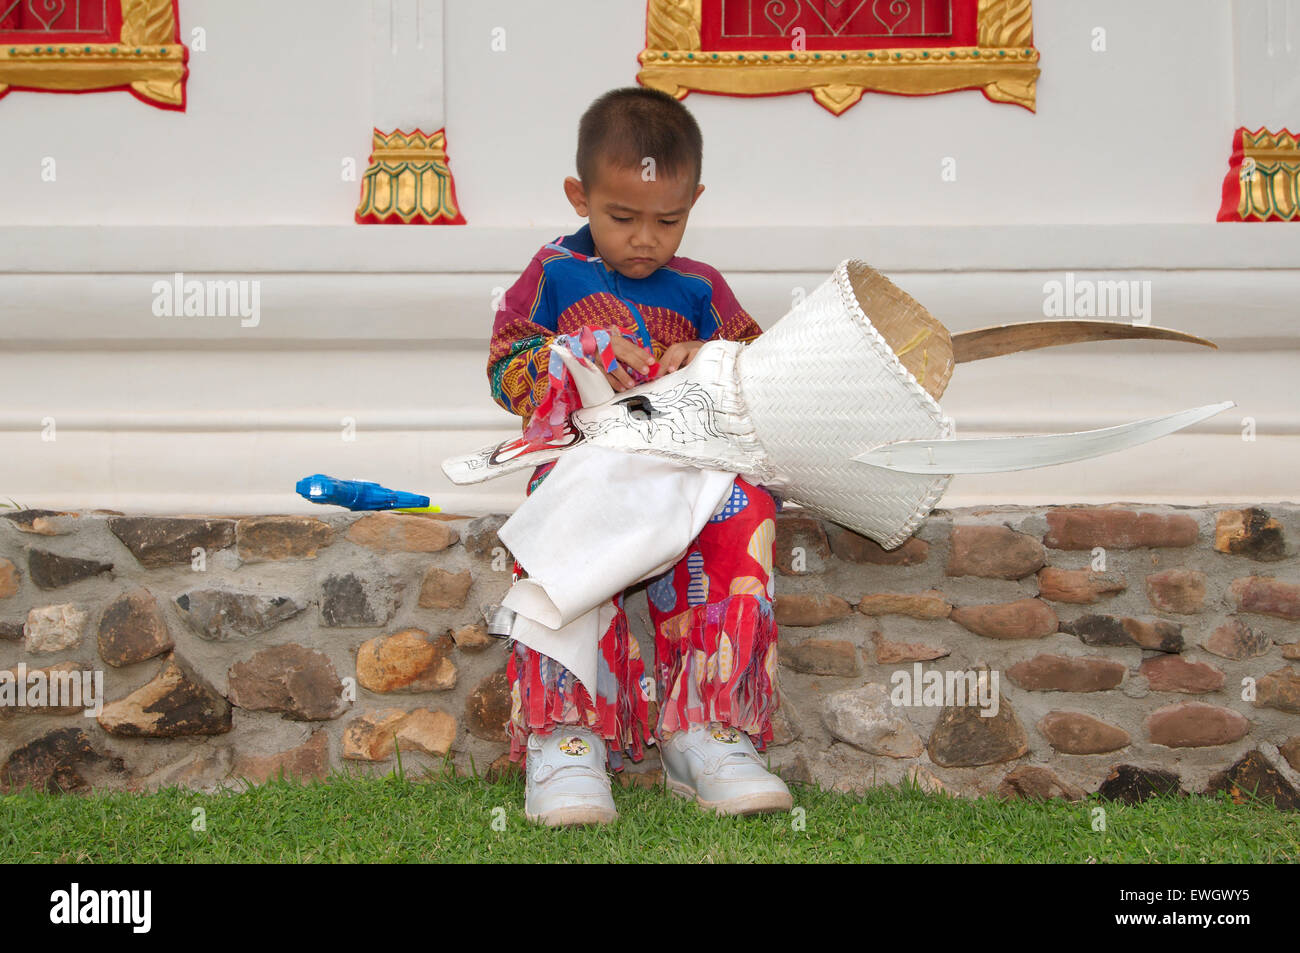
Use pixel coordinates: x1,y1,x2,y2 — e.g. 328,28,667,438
1233,128,1300,221
0,0,187,109
637,0,1038,115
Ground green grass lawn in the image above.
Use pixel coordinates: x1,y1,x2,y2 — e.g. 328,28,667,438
1,765,1296,864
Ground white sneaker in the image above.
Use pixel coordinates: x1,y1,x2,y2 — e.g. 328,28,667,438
524,728,618,827
660,723,793,816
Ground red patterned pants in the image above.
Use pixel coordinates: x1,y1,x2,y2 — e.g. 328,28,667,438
506,465,781,769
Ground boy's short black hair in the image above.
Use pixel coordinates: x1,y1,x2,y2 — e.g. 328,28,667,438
576,86,703,190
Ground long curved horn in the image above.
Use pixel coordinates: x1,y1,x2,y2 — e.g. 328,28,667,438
952,320,1218,364
852,401,1236,474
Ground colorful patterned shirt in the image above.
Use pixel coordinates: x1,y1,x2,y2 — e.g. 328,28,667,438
488,224,762,420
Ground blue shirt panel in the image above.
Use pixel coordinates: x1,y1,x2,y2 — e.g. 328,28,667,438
531,224,715,341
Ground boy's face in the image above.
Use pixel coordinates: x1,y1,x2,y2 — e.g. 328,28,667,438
564,158,705,280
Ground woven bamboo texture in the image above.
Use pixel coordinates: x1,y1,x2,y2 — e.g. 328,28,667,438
737,260,954,549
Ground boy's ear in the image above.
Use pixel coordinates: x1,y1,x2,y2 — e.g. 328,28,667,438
691,183,705,206
564,176,590,217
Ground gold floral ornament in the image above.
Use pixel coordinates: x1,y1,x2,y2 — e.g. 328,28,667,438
0,0,188,110
355,128,467,225
1218,127,1300,222
637,0,1039,115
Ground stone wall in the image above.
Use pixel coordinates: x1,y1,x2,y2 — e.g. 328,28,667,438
2,503,1298,810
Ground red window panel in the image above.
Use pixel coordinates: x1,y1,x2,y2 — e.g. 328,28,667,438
700,0,979,51
0,0,121,43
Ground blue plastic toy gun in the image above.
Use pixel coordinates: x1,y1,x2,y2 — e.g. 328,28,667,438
294,474,440,513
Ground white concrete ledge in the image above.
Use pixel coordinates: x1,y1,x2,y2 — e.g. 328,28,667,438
1,270,1295,345
2,224,1299,273
2,224,1294,514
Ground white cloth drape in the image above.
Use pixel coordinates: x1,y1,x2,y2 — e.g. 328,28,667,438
497,443,736,696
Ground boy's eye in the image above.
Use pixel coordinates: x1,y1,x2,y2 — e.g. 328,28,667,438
610,214,679,225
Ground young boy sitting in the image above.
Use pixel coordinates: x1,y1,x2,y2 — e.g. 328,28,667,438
487,86,792,826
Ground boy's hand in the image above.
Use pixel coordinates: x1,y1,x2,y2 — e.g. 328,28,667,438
659,340,704,375
605,333,654,392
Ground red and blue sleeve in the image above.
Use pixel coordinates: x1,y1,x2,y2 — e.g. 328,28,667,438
697,264,763,344
487,255,558,418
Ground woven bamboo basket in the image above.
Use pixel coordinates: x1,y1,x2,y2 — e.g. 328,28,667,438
737,260,955,549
